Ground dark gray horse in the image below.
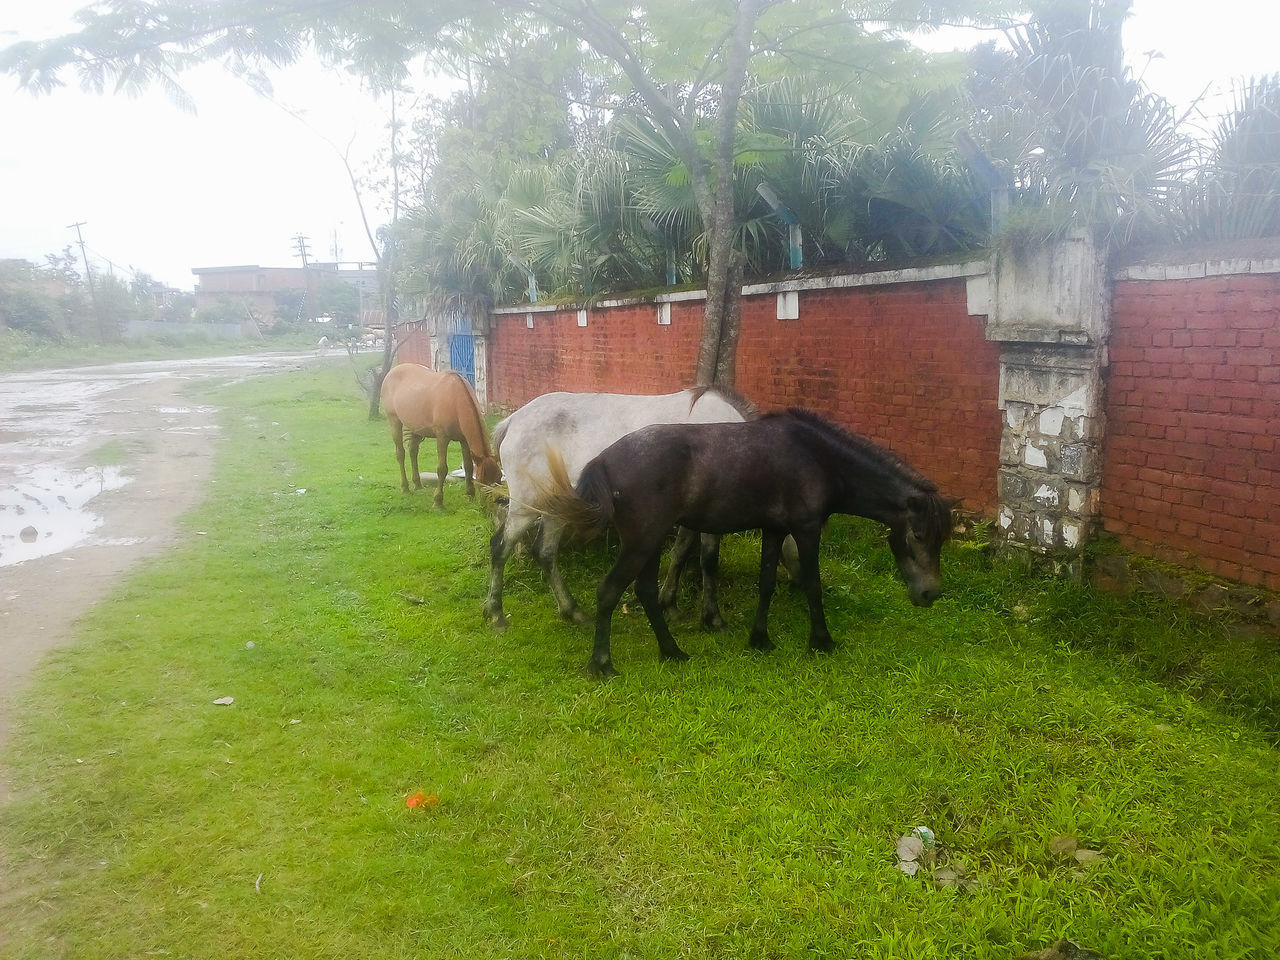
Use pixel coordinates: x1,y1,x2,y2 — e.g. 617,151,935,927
542,409,953,678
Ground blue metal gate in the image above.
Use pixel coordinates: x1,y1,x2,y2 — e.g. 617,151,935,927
446,312,475,386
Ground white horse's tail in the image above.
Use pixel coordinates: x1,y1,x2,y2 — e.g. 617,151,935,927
690,384,758,420
491,415,512,457
531,445,608,541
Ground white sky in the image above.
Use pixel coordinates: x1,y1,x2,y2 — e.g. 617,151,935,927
1,0,1277,291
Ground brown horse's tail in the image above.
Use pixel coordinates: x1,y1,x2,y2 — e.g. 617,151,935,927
532,446,610,540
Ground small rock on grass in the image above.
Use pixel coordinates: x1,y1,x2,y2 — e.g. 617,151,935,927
896,835,926,863
1015,939,1104,960
1049,835,1104,864
1049,835,1079,856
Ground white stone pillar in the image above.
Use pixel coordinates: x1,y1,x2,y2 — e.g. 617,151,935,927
987,231,1110,566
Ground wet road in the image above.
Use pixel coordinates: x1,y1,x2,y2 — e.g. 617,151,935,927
0,351,326,799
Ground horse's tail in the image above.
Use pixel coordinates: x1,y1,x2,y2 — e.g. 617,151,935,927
532,445,609,541
688,383,758,421
491,414,511,456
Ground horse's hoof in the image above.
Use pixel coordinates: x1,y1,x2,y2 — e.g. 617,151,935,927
589,660,620,681
660,647,690,663
660,603,683,622
701,612,726,632
486,610,509,631
749,631,775,652
809,636,836,654
566,608,591,626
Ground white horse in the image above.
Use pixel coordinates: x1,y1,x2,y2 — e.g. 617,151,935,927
484,387,797,629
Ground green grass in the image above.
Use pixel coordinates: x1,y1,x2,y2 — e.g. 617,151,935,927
2,364,1277,959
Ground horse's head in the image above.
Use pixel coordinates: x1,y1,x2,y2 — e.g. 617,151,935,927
887,492,953,607
477,456,503,486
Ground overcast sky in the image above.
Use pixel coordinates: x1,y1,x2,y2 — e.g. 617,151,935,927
1,1,1276,292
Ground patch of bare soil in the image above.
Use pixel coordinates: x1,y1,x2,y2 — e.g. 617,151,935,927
0,375,216,802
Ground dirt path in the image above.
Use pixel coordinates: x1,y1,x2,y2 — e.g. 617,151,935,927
0,353,326,803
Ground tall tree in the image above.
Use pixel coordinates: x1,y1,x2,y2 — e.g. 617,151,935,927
2,0,1021,384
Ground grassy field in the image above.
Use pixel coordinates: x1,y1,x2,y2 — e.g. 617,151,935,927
1,364,1277,959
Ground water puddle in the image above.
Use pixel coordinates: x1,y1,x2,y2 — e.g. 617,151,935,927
0,465,132,567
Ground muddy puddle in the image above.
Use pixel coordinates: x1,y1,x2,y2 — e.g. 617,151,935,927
0,351,317,570
0,464,134,566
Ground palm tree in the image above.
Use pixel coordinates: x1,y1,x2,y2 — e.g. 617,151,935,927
968,0,1197,249
1177,74,1280,241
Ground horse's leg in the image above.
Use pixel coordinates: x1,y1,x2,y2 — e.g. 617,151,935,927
537,516,590,625
590,543,655,679
408,433,424,490
748,531,785,652
459,441,477,498
793,525,834,653
432,435,449,508
634,549,689,664
484,503,539,629
698,534,726,631
657,526,699,618
391,420,411,492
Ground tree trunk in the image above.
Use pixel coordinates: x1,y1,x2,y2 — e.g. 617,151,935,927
368,92,403,419
367,242,399,420
569,0,761,388
713,251,745,387
695,213,731,386
691,0,760,387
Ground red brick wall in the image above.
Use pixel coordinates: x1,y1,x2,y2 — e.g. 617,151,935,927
487,301,702,402
486,280,1002,512
1102,274,1280,590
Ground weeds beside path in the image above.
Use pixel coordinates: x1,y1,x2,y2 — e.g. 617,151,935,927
1,364,1277,959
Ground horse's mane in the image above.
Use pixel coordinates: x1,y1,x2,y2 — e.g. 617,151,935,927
768,407,952,545
688,384,758,420
443,371,494,459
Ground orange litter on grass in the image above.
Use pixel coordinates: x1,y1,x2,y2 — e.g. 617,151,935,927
405,791,439,809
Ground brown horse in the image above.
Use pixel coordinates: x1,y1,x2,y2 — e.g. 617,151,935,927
380,363,501,507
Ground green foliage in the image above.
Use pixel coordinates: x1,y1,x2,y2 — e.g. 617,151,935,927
312,276,361,323
970,0,1199,248
0,257,72,339
14,0,1280,346
398,70,1001,306
0,280,65,339
1176,74,1280,241
0,0,1024,383
198,295,252,325
93,272,152,338
1,363,1278,958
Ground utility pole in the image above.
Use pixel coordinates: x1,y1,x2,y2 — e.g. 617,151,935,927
293,233,314,322
67,221,105,343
